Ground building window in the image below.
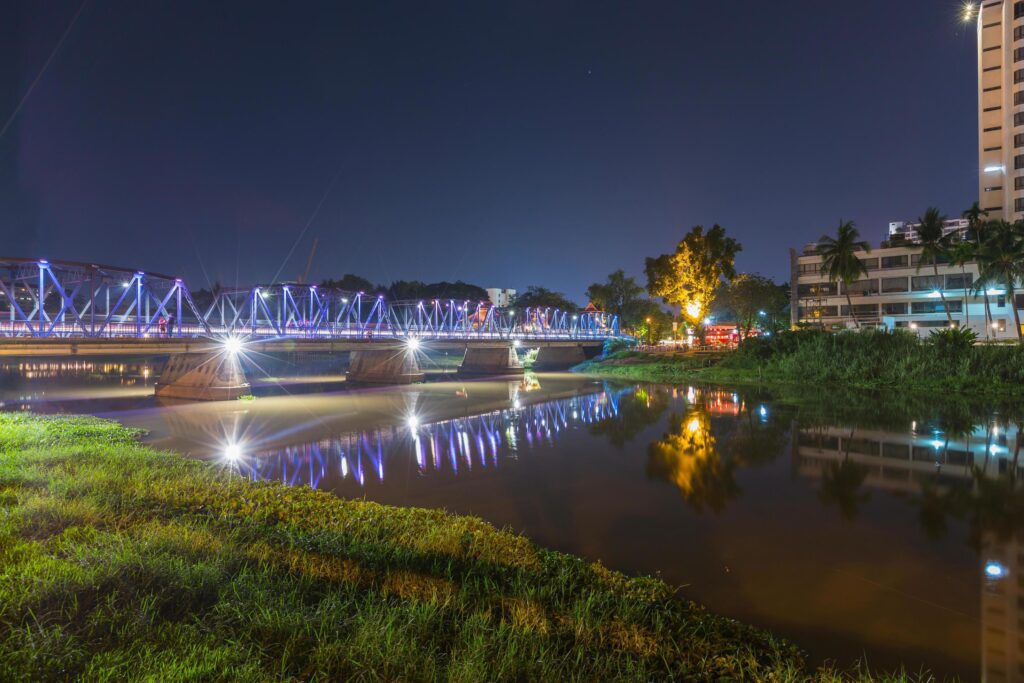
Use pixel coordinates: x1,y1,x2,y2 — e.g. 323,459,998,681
1017,24,1024,39
911,301,962,314
840,304,878,317
1017,176,1024,189
797,263,820,274
881,277,909,293
986,185,1005,191
945,273,973,290
798,306,838,319
1017,197,1024,212
910,253,949,267
1017,1,1024,19
880,255,908,269
999,295,1007,308
986,126,1004,132
858,257,878,270
1016,47,1024,61
911,275,942,291
843,279,879,296
797,283,838,298
995,319,1008,332
882,302,908,315
1015,112,1024,125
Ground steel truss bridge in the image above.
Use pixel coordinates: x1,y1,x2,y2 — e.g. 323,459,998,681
0,258,620,343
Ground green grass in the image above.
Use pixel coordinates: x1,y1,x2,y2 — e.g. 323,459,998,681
577,329,1024,397
0,412,834,681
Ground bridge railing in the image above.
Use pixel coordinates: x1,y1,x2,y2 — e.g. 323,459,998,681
0,259,622,341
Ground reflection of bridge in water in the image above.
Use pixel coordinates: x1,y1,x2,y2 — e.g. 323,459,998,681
228,389,624,489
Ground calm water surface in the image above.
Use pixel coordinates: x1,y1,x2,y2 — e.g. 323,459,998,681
4,358,1022,681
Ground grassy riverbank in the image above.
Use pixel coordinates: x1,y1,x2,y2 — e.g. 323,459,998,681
0,412,843,681
577,329,1024,396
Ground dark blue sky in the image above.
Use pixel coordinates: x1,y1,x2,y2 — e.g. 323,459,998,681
0,1,978,302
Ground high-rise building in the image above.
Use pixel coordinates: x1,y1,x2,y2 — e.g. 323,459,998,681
977,0,1024,221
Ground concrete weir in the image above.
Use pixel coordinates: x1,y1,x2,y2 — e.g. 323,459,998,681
347,348,425,384
458,345,524,377
532,345,588,370
154,352,250,401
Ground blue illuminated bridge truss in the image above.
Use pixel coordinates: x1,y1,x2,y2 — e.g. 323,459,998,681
0,258,621,341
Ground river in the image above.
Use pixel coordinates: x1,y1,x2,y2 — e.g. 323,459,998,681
2,357,1016,680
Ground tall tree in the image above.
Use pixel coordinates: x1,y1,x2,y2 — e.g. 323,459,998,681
585,270,647,329
964,203,993,337
816,220,870,329
645,225,741,326
512,286,579,312
947,238,975,331
915,207,954,325
975,220,1024,341
320,274,377,294
719,273,788,339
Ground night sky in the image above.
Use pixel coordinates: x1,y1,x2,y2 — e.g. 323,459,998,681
0,1,978,302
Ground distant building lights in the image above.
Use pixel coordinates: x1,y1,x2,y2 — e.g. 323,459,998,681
927,290,941,298
984,165,1004,173
38,259,48,265
986,288,1004,296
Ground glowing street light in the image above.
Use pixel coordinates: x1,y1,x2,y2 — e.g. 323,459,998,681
962,2,978,23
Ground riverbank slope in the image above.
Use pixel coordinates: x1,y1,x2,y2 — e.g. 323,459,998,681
0,411,816,681
576,329,1024,397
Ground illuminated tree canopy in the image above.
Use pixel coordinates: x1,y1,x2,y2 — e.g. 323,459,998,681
644,225,741,325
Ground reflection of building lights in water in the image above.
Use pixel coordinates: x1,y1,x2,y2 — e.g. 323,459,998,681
985,561,1009,579
686,416,701,434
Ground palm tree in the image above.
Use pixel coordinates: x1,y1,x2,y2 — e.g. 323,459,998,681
916,207,954,326
948,238,975,331
975,220,1024,341
964,203,993,337
817,220,871,329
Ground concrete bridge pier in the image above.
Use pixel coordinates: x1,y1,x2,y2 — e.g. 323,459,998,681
347,348,425,384
457,345,524,377
532,345,590,370
154,352,250,401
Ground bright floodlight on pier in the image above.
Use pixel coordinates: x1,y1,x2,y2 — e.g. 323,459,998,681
406,337,421,352
406,415,420,431
224,443,242,461
223,336,244,355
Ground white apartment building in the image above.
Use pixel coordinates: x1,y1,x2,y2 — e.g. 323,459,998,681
790,233,1019,339
976,0,1024,221
486,287,516,308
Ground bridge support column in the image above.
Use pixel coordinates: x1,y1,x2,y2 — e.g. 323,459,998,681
154,352,250,401
532,345,588,370
347,348,424,384
458,345,524,377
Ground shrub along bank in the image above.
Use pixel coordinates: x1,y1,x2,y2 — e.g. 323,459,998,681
578,328,1024,395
